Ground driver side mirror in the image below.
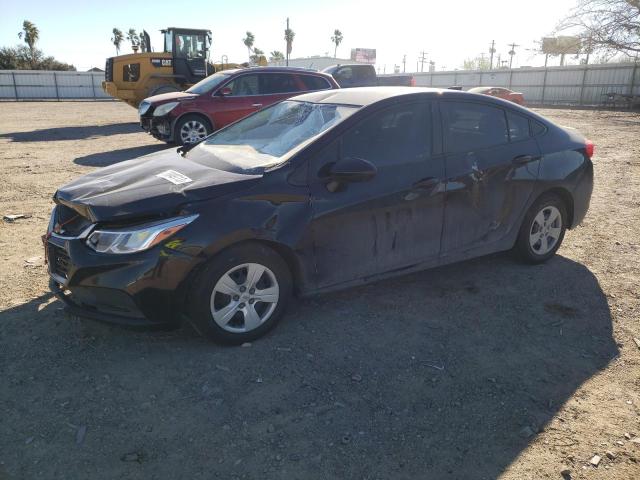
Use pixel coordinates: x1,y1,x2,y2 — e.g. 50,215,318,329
218,87,232,96
320,157,377,184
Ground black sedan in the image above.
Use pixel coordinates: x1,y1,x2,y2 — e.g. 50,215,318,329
46,87,594,344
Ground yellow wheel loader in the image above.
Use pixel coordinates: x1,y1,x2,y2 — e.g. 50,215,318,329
103,28,225,108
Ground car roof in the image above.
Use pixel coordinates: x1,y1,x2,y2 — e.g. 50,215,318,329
292,87,468,106
223,66,327,75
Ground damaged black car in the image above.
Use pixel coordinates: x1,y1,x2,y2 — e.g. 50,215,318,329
46,87,594,344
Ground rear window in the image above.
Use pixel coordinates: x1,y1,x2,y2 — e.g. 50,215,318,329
300,75,331,91
442,101,508,153
261,73,299,94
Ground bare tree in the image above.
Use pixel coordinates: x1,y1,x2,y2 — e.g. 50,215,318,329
557,0,640,55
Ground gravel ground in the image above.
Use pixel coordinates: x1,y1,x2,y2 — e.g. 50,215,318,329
0,102,639,480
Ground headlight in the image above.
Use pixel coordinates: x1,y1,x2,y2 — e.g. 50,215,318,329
138,101,151,116
86,214,198,254
153,101,179,117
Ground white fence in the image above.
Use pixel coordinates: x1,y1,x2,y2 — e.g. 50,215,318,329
1,63,639,106
0,70,111,100
390,62,640,106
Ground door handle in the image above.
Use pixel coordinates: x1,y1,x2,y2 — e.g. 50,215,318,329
413,177,440,190
512,154,540,165
252,103,263,108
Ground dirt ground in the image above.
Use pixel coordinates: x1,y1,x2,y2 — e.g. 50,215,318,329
0,101,638,480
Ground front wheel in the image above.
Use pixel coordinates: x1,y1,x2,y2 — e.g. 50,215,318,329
188,243,292,345
515,193,567,264
174,114,212,146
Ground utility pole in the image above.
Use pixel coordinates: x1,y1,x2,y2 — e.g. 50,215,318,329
418,50,428,73
489,40,496,69
507,42,519,69
402,54,406,73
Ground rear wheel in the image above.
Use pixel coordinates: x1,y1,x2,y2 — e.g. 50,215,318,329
174,114,212,146
188,243,292,345
515,193,567,264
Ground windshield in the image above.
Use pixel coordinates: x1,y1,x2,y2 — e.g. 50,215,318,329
194,100,358,171
186,72,231,94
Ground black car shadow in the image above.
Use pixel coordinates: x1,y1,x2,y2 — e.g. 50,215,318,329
0,123,140,143
73,144,169,167
0,254,615,479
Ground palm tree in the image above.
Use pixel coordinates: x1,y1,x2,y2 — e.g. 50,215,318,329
126,28,139,52
284,27,295,63
270,50,285,62
111,28,124,55
18,20,39,67
331,29,343,58
250,47,265,65
243,32,255,61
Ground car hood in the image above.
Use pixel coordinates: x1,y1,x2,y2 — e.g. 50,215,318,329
146,91,197,104
54,148,261,223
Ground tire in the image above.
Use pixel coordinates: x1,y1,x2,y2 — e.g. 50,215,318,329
174,114,212,146
188,243,292,345
149,84,180,97
515,193,567,264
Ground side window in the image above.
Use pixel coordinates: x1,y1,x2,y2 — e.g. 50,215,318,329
225,74,259,96
355,65,376,82
342,102,431,167
123,63,140,82
300,75,331,91
442,102,508,153
334,67,353,81
260,73,298,94
531,120,547,136
506,111,531,142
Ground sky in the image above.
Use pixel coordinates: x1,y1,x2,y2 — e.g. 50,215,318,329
0,0,580,72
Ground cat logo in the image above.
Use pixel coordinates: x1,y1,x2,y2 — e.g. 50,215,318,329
151,58,173,68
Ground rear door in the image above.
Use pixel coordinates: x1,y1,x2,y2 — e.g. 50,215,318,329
439,100,540,255
258,73,303,107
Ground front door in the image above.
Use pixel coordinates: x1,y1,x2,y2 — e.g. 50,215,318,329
210,74,263,128
308,100,445,289
439,100,540,255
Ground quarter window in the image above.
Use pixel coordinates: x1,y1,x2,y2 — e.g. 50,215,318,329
442,102,508,153
300,75,331,91
506,111,531,142
342,102,431,166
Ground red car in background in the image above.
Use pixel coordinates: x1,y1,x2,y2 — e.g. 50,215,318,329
139,67,340,145
468,86,525,105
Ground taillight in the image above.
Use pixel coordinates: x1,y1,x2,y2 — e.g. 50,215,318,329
585,140,595,158
410,77,416,87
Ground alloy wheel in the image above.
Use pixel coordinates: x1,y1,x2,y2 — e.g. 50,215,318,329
180,120,208,144
210,263,280,333
528,205,562,255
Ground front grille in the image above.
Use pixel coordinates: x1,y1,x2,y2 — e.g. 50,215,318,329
49,244,71,279
54,204,92,237
105,58,114,82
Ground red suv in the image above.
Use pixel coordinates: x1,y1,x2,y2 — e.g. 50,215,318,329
139,67,340,145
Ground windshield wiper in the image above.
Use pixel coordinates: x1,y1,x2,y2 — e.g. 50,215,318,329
177,139,205,157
